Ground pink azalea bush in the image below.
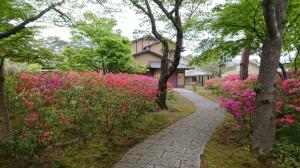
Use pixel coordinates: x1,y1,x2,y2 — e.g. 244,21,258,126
275,76,300,127
6,72,163,160
205,73,300,129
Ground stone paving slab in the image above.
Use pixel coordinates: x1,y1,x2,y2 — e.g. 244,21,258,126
113,89,224,168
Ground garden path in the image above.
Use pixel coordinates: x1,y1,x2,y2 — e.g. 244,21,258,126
113,88,224,168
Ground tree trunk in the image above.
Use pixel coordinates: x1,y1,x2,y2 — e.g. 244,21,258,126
157,75,168,109
278,62,287,80
0,61,11,142
218,65,222,78
251,0,287,152
129,0,183,109
239,46,251,80
252,38,281,152
295,47,299,73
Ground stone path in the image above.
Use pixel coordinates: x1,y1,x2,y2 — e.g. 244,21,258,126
113,88,224,168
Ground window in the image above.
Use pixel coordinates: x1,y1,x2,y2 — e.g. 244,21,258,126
143,46,151,50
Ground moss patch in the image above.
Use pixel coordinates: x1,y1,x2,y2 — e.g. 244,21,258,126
201,113,275,168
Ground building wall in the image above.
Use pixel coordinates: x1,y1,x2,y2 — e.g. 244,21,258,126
131,38,157,55
152,69,185,88
134,53,161,67
248,63,259,75
131,37,187,88
154,69,161,78
222,63,259,77
177,72,185,87
185,75,213,87
180,57,190,65
151,43,163,55
131,42,137,54
185,76,193,86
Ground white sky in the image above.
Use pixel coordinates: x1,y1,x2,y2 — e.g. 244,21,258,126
35,0,291,63
39,0,143,41
39,0,226,41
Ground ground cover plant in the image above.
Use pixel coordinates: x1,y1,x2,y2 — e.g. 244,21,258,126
0,72,196,167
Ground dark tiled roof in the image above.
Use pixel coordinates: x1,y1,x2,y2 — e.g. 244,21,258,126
148,61,190,69
185,69,211,76
133,50,163,58
132,35,157,42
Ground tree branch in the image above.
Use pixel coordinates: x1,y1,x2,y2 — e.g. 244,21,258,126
0,0,65,40
284,12,300,35
52,7,75,27
253,3,264,41
130,0,169,52
0,56,5,69
152,0,174,20
262,0,279,39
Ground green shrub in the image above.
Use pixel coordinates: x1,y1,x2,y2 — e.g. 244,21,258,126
269,141,300,168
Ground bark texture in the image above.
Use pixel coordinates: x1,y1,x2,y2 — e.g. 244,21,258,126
239,46,251,80
252,0,288,152
0,61,11,142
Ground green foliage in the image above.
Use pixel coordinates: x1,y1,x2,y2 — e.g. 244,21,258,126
191,0,300,70
271,117,300,167
28,64,42,72
61,12,138,73
1,75,196,167
0,0,59,68
269,142,300,168
190,0,263,68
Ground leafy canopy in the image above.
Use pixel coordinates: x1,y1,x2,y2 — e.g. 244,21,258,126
62,13,142,73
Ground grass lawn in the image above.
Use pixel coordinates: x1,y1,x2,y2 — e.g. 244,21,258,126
187,85,276,168
0,91,196,168
185,86,218,102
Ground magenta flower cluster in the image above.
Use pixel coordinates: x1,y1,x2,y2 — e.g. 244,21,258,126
205,73,300,129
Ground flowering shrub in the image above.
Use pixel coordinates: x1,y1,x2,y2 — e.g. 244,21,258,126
275,76,300,127
6,72,161,163
204,78,221,90
205,73,300,129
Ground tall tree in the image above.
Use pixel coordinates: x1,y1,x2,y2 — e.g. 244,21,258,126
129,0,184,109
0,30,55,142
190,37,242,77
62,13,134,73
195,0,299,80
252,0,288,152
210,0,264,80
0,0,70,142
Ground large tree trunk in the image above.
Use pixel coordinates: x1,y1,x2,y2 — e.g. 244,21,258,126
251,0,288,152
239,46,251,80
0,61,11,142
252,38,281,152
